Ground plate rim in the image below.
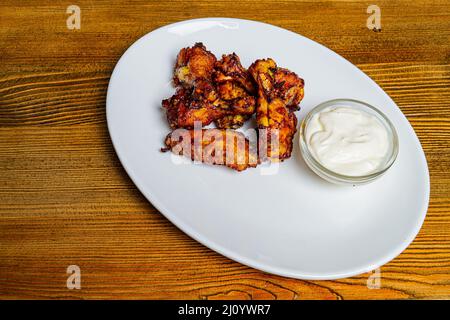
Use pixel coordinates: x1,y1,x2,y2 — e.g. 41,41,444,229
106,17,430,280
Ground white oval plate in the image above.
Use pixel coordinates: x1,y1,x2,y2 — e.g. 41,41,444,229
106,18,430,280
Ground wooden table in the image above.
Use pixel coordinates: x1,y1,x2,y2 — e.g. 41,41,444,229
1,0,449,300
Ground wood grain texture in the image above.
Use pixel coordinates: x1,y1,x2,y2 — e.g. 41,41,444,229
0,0,449,299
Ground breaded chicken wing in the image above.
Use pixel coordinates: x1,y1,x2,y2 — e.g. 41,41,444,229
173,43,217,87
162,81,229,129
162,129,258,171
165,50,257,129
255,95,298,161
249,59,304,161
213,53,257,129
249,58,304,111
215,114,250,130
214,53,255,94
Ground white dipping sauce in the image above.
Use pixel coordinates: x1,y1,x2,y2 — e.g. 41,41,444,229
305,106,390,176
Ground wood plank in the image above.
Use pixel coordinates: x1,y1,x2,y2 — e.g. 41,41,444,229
1,0,449,299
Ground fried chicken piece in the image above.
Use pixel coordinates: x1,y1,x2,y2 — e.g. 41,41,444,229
249,58,304,111
162,129,258,171
249,59,304,161
213,53,257,129
166,51,257,129
215,114,251,129
216,81,249,100
273,67,305,110
214,53,255,94
162,80,230,129
162,81,256,129
174,43,217,87
256,97,298,161
213,85,256,129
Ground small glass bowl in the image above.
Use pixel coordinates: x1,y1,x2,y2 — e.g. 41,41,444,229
299,99,399,185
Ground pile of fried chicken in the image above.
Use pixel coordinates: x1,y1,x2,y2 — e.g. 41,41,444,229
161,43,304,171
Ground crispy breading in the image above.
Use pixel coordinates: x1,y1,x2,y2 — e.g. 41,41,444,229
249,58,304,111
165,49,257,130
213,53,255,94
256,97,298,161
162,81,229,129
215,114,251,130
162,129,258,171
163,47,305,166
173,42,217,87
213,53,257,129
215,81,248,100
249,58,304,161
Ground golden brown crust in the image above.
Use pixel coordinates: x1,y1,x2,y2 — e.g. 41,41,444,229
213,53,257,129
173,43,217,87
273,67,305,111
249,58,304,161
163,47,305,165
249,58,304,111
165,48,257,130
215,114,251,129
162,81,229,129
213,53,255,94
163,129,259,171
